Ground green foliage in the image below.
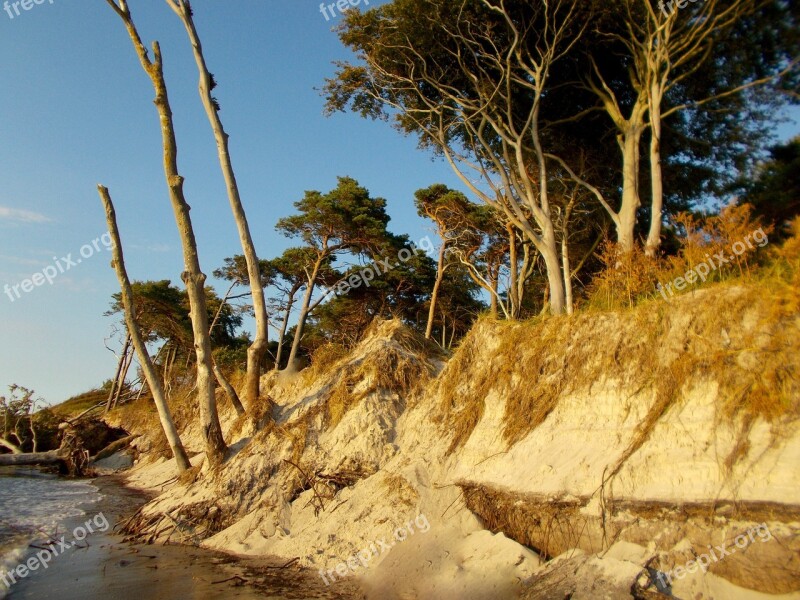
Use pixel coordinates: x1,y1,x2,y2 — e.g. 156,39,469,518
306,234,438,349
735,137,800,238
276,176,391,255
212,336,252,373
426,263,486,346
326,0,797,269
107,280,244,372
213,255,275,288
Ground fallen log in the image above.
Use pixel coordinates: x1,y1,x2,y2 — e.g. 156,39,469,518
0,450,64,467
0,423,96,475
91,434,138,463
0,438,23,454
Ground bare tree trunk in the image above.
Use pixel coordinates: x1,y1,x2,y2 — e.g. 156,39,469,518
489,272,499,318
425,242,447,339
285,260,321,372
562,194,576,315
212,362,245,415
507,224,520,319
162,344,175,393
112,340,134,410
29,414,39,453
531,102,567,315
98,185,191,473
583,69,649,255
517,241,535,311
646,89,664,257
540,225,566,314
209,280,236,334
562,236,573,316
0,451,63,467
105,333,131,413
168,0,269,411
105,0,227,465
617,122,644,253
274,288,298,371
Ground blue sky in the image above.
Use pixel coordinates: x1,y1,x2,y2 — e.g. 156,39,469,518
0,1,797,405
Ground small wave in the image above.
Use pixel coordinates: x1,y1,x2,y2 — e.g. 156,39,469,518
0,472,102,597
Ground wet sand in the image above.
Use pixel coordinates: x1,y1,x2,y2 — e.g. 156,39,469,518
8,475,364,600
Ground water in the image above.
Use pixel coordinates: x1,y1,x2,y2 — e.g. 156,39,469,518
0,469,100,598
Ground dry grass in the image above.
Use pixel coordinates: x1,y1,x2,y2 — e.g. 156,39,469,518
587,203,772,311
314,320,438,431
438,268,800,462
250,320,438,480
438,216,800,460
300,343,350,386
113,395,173,458
382,473,420,508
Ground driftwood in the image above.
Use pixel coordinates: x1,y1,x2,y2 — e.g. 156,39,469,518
0,424,90,475
0,450,64,467
91,434,139,463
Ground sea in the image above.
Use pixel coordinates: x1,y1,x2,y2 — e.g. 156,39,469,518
0,468,101,598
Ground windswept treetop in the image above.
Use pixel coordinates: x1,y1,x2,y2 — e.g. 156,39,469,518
276,176,392,255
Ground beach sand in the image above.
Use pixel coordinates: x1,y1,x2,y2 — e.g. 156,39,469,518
7,475,364,600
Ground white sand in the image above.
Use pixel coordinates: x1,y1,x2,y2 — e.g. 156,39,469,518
116,310,800,598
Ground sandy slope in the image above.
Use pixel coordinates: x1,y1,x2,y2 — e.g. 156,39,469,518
112,286,800,599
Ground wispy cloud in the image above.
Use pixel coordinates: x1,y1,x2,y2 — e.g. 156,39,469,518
0,206,52,224
0,254,46,267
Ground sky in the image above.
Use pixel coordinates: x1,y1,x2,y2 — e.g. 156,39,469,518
0,1,797,405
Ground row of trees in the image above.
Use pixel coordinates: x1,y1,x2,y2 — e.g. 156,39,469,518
324,0,798,314
99,0,272,469
98,1,479,472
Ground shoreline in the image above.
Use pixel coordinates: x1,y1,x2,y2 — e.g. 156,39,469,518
6,471,365,599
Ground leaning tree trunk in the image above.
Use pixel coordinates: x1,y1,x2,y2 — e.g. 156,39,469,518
105,333,130,414
112,340,134,410
507,224,520,319
208,283,245,416
98,185,191,473
168,0,269,411
211,362,245,415
274,287,298,371
285,259,322,372
106,0,227,465
539,227,566,315
425,242,447,339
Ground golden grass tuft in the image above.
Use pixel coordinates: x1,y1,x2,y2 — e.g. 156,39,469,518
300,343,350,386
307,320,439,431
113,395,173,458
381,473,420,508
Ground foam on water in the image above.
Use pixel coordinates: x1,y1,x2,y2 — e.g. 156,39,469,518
0,469,100,598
